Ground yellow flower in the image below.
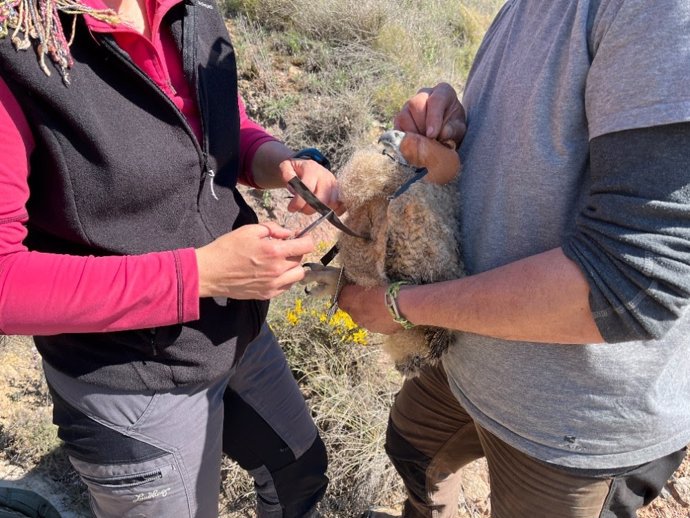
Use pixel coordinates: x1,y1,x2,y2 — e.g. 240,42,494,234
351,329,368,345
330,309,358,331
286,309,299,326
315,240,336,255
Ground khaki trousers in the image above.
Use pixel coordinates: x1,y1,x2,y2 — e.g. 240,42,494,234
386,362,685,518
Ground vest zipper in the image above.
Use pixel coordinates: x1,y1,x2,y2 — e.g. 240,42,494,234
196,70,216,201
207,168,219,200
180,1,214,201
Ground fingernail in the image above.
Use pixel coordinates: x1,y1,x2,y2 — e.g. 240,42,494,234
426,126,435,137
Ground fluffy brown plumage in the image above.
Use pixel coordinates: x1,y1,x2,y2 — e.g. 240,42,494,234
303,130,465,376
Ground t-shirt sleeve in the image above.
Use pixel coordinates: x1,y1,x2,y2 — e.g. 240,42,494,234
586,0,690,139
563,0,690,342
0,77,200,336
563,122,690,343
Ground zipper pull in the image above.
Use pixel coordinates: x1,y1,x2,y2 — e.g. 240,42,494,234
149,328,158,356
207,168,219,200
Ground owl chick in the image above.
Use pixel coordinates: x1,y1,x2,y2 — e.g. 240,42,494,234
304,130,464,377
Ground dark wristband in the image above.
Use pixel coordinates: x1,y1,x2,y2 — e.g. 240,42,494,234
292,148,331,170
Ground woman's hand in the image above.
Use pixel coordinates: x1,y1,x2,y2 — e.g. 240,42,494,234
394,82,467,148
195,222,314,299
279,157,344,215
251,140,343,215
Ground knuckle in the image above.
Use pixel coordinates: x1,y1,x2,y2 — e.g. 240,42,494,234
265,246,283,262
409,95,427,109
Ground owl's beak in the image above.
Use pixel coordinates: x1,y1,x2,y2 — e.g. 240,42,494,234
378,130,408,166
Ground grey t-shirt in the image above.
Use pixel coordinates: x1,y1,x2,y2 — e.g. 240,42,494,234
446,0,690,469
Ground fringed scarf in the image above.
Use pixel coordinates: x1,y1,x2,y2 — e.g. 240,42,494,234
0,0,118,83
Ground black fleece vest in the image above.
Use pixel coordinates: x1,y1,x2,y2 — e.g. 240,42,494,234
0,0,268,390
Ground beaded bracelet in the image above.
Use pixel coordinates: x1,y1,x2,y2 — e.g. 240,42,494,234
384,281,416,330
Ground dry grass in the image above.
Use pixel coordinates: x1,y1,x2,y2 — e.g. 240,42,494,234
0,336,89,515
220,293,405,517
226,0,500,169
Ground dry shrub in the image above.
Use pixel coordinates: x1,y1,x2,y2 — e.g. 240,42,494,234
226,0,389,44
227,0,502,170
220,291,405,517
283,89,374,171
0,337,57,465
0,336,90,513
229,17,281,95
274,294,405,516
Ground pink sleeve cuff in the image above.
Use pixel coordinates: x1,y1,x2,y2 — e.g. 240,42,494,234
0,248,201,336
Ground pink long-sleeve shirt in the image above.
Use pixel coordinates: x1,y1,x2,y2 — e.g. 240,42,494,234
0,0,276,336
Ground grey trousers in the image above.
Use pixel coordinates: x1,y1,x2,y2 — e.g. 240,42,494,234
44,324,327,518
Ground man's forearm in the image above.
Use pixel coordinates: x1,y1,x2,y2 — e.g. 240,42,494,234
396,248,605,344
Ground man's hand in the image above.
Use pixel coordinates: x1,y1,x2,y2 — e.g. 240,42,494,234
394,82,467,148
195,222,314,300
338,284,403,335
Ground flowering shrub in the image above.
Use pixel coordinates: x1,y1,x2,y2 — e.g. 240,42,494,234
253,287,404,515
284,297,368,346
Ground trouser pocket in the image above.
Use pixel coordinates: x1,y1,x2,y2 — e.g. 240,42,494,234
70,455,190,517
44,361,230,518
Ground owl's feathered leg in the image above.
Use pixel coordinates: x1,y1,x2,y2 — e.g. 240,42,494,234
300,263,342,297
382,328,428,378
383,326,455,378
424,327,455,361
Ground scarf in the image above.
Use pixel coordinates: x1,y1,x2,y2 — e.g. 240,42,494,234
0,0,118,83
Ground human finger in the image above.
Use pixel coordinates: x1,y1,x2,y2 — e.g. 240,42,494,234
285,160,319,215
394,88,431,135
438,103,467,146
421,83,467,147
258,221,294,240
260,263,314,299
275,233,314,258
299,160,342,213
394,104,424,135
